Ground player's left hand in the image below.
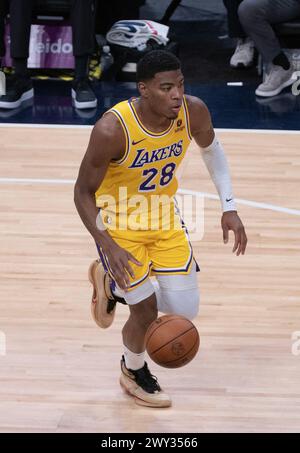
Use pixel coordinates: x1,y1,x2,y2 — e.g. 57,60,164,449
221,211,247,256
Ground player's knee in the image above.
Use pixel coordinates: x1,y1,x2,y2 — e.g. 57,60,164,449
238,0,259,26
140,304,158,328
128,292,158,329
163,288,200,320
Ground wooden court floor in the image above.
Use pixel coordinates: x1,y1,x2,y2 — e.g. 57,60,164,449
0,125,300,433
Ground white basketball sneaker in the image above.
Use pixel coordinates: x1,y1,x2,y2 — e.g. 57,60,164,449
255,64,295,97
230,38,255,68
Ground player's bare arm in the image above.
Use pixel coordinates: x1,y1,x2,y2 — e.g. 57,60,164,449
74,113,142,290
186,95,247,255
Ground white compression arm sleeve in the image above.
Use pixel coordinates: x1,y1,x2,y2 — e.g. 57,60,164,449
201,136,237,212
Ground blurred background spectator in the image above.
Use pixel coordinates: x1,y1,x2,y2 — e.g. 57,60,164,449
238,0,300,97
0,0,97,109
223,0,255,68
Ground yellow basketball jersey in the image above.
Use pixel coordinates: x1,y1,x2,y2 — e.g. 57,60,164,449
95,96,192,232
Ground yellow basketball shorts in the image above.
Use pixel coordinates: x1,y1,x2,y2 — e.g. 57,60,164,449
96,225,198,291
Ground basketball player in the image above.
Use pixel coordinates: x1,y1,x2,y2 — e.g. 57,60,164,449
74,50,247,408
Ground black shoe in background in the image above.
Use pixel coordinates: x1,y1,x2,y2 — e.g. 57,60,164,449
0,75,34,109
71,77,97,109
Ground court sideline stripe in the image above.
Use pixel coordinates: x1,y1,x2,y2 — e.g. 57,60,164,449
0,123,300,134
0,176,299,216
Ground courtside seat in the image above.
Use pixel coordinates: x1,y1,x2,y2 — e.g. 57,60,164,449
273,18,300,37
274,17,300,70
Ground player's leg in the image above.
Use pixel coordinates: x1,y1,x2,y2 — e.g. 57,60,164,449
118,257,199,407
119,284,171,407
0,0,34,109
70,0,97,109
89,257,171,406
121,286,158,355
88,239,171,406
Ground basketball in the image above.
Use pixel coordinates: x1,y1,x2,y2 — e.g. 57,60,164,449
145,314,200,368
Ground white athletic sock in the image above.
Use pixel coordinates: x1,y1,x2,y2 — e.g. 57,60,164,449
123,345,145,370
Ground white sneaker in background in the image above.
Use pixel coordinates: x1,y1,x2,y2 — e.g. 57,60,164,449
230,37,255,68
255,64,295,97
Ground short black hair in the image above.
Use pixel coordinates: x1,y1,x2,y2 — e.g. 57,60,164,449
136,50,181,82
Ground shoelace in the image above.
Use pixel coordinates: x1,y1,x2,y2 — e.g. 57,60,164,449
133,363,161,393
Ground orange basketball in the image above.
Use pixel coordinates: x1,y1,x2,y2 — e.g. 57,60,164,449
145,314,200,368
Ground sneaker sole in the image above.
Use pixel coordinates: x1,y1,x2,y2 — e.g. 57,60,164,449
119,375,172,408
71,89,97,109
0,88,34,109
230,61,254,69
255,77,295,97
88,261,116,329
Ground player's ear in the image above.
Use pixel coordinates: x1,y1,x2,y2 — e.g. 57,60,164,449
138,81,149,98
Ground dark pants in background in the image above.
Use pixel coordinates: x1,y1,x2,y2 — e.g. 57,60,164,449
238,0,300,63
0,0,6,56
223,0,245,38
0,0,95,59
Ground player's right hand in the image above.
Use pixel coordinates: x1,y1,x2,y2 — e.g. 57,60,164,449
102,242,142,291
